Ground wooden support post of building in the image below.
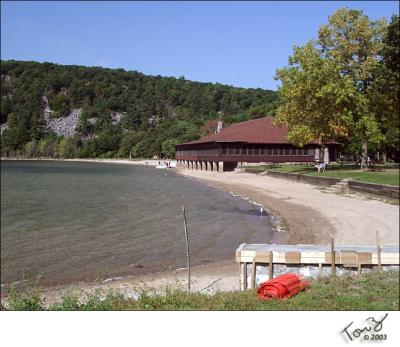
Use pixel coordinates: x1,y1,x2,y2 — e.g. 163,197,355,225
243,262,248,290
376,231,382,273
251,259,256,289
331,238,336,278
358,263,362,275
268,251,273,279
318,263,323,277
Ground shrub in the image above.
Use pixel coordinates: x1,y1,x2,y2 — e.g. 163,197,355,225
8,281,44,311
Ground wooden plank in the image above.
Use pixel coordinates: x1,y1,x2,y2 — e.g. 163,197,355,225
237,247,399,266
302,251,326,258
268,251,274,280
324,251,340,263
376,231,382,273
341,250,357,266
285,252,301,264
299,257,326,264
235,250,241,262
272,252,286,263
244,262,248,290
357,252,372,265
241,250,256,258
254,254,271,263
381,252,400,260
251,259,256,289
372,253,399,265
237,256,256,263
331,238,336,278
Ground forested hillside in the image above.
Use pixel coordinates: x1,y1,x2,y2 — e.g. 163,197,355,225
0,60,279,158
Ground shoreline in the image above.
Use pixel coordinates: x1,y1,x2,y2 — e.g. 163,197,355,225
2,158,398,306
177,169,399,247
1,259,239,307
1,157,163,166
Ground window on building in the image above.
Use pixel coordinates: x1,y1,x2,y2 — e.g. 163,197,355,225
279,148,284,155
273,148,278,155
234,147,240,155
222,147,227,154
285,148,290,155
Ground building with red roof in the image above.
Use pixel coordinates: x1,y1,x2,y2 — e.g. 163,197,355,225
175,117,339,171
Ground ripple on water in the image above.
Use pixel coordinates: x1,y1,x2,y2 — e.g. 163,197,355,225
1,160,283,286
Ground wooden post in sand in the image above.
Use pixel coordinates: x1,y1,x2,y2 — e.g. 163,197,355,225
268,251,274,280
182,205,191,292
376,231,382,273
238,262,242,290
243,262,248,290
331,238,336,278
251,259,256,289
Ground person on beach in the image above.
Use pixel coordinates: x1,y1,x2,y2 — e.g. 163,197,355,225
316,162,326,173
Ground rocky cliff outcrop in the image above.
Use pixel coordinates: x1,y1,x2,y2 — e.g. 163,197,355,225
46,108,82,137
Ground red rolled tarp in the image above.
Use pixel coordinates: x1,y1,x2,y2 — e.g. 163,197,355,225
256,273,310,300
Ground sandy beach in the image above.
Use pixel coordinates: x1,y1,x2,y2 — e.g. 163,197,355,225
178,169,399,247
2,159,398,307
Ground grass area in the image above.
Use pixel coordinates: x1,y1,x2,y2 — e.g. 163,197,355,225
308,170,400,186
245,163,400,186
3,270,399,310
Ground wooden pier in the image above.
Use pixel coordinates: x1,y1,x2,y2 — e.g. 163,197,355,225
236,243,400,290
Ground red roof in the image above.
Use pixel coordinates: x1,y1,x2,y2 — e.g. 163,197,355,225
179,117,322,146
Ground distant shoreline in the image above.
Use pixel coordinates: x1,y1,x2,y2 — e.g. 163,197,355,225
1,157,172,167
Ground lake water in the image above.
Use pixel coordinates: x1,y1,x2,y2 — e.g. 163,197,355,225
1,160,282,287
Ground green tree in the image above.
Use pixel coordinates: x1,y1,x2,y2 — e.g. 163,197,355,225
57,137,79,158
161,138,179,159
1,59,280,158
276,8,388,167
131,137,154,158
275,42,357,148
368,15,400,160
49,94,70,118
24,140,37,158
117,131,145,157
